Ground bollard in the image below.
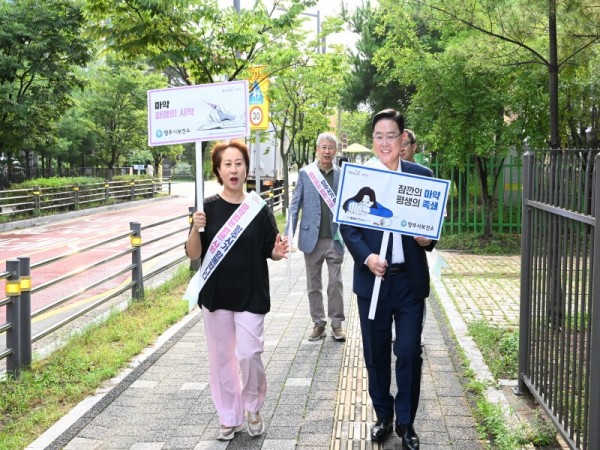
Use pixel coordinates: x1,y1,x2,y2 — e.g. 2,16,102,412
104,180,110,202
5,259,22,377
73,184,80,210
33,186,41,217
130,222,144,299
19,257,32,368
168,178,172,195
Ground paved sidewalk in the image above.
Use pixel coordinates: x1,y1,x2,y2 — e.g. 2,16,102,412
27,249,486,450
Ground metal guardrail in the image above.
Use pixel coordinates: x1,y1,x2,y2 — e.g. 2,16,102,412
0,178,172,221
0,186,287,379
0,210,190,378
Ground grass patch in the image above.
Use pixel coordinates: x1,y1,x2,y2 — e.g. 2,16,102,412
437,233,521,255
1,213,286,448
430,293,557,449
0,266,191,450
474,398,527,449
275,211,286,231
468,321,519,380
473,396,557,449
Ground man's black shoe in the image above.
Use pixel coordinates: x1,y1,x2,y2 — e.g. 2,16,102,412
396,423,420,450
370,417,393,442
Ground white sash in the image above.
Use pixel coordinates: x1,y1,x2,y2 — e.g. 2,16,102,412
183,191,266,311
304,163,344,246
304,163,336,213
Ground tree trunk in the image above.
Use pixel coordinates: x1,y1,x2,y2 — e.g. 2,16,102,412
474,156,493,238
548,0,560,149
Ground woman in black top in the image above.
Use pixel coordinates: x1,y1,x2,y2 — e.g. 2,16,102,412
186,140,288,441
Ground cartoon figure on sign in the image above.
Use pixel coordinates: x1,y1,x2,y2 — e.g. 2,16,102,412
197,100,241,130
343,187,393,225
205,100,236,122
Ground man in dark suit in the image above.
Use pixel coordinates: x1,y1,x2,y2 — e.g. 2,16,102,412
340,109,436,450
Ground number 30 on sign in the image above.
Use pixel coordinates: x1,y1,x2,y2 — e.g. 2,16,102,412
250,106,263,127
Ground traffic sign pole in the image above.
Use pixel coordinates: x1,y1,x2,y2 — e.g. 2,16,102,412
255,130,261,196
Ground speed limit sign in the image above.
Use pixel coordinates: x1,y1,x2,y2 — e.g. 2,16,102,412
250,106,263,127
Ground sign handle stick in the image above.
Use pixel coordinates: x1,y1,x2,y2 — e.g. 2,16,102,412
368,231,390,320
195,141,204,232
286,209,293,292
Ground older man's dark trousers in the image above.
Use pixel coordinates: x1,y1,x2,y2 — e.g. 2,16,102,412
357,271,424,425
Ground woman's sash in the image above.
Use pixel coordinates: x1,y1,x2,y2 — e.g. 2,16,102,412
183,191,266,310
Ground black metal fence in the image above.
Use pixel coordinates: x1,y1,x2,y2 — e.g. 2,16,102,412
518,149,600,450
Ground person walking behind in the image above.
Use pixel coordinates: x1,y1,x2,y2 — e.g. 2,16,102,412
287,132,346,342
400,129,417,163
145,160,154,177
186,140,289,441
340,110,436,449
393,128,425,344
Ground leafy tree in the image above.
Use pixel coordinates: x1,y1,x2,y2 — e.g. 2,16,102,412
83,0,319,85
404,0,600,149
149,144,185,178
561,46,600,148
55,101,97,168
79,59,167,179
0,0,92,162
83,0,332,199
268,45,348,170
340,1,413,114
340,110,372,147
376,0,529,237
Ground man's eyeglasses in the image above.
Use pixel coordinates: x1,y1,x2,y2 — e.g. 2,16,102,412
373,134,401,144
318,145,336,151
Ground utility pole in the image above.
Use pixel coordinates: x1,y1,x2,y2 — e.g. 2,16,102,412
234,0,240,12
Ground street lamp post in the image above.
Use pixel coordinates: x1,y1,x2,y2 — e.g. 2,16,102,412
300,9,326,54
275,7,325,54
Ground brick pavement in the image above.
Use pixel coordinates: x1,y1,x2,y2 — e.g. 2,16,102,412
7,182,563,449
439,252,521,328
28,249,485,449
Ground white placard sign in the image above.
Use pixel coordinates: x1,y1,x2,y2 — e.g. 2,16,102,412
334,163,450,240
147,80,250,146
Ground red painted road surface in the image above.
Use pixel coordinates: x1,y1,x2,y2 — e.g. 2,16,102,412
0,182,217,336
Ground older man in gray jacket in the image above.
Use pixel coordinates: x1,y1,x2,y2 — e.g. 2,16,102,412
286,132,346,341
